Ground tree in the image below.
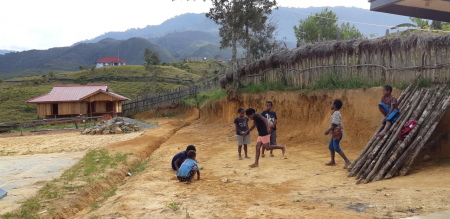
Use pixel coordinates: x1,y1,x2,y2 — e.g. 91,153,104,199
244,20,280,61
391,17,429,30
206,0,277,63
47,71,55,79
339,22,363,40
144,48,160,70
293,8,338,43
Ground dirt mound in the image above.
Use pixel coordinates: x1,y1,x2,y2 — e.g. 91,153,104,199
68,87,450,219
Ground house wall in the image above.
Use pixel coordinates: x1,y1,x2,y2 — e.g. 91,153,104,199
116,102,122,112
95,62,126,68
95,102,106,112
86,93,120,102
36,103,52,116
58,102,87,115
36,102,87,116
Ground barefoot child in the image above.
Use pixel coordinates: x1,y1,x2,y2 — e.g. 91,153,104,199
171,145,196,171
234,107,251,160
245,108,286,168
176,151,200,183
376,85,400,137
261,101,277,157
324,99,351,168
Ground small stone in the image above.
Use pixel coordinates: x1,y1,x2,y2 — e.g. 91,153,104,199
114,127,123,134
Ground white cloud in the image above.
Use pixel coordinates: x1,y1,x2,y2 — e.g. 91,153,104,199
0,0,370,51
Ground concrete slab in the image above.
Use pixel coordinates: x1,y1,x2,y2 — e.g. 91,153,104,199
0,152,84,214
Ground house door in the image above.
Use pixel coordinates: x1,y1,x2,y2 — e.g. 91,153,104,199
52,103,58,115
106,102,114,112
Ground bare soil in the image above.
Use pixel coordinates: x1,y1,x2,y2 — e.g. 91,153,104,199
2,88,450,219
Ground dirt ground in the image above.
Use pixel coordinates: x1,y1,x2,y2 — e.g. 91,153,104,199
2,88,450,218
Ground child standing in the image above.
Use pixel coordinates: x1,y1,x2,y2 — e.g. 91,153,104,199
261,101,277,157
234,107,251,160
245,108,286,168
176,151,200,183
376,85,400,137
324,99,351,168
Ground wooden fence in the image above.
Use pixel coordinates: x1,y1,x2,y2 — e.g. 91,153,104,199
121,80,218,116
223,33,450,88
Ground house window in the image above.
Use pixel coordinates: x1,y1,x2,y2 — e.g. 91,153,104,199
106,102,114,112
52,103,58,115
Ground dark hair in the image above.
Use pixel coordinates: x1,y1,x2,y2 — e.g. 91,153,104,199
333,99,343,110
245,108,256,116
186,145,196,151
237,107,245,113
187,150,196,159
384,85,393,93
266,101,273,106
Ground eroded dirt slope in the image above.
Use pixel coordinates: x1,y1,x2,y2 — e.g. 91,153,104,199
73,87,450,219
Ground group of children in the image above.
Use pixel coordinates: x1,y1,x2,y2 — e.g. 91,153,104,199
172,85,399,183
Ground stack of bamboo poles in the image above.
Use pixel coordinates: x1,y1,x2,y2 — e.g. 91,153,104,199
348,83,450,184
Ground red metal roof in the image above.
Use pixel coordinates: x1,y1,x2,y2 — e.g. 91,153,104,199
96,57,126,63
26,85,129,103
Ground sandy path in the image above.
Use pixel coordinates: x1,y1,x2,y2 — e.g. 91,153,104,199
74,121,450,219
0,129,144,156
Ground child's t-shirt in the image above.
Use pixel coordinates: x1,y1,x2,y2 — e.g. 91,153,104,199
171,151,188,170
234,117,249,135
381,95,398,110
330,111,344,130
261,110,277,130
254,114,269,136
176,158,199,177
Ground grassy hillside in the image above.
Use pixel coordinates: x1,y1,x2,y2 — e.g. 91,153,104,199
0,61,226,123
0,38,175,79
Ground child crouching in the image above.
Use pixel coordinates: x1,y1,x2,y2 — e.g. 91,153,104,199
176,151,200,183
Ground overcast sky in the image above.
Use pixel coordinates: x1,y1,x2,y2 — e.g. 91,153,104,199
0,0,370,51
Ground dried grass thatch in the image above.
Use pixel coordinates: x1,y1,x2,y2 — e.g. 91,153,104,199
221,33,450,88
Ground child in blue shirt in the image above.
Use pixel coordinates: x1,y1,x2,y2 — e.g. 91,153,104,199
176,151,200,183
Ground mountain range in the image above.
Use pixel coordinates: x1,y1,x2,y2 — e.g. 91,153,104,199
0,6,410,80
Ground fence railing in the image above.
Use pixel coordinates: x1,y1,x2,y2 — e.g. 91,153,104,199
223,33,450,88
122,80,218,116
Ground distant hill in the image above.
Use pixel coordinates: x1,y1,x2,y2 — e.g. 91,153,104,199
0,50,14,55
79,7,410,46
0,38,175,79
1,6,411,79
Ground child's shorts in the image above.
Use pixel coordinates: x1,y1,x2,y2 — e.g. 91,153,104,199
237,134,251,146
177,168,196,182
379,103,400,123
257,135,271,144
329,132,343,152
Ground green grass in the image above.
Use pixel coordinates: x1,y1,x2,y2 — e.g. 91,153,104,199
182,88,227,108
0,61,222,123
131,158,151,174
167,202,182,211
240,80,293,93
307,74,383,90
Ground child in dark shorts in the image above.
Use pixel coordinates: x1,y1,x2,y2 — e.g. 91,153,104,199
176,151,200,183
261,101,278,157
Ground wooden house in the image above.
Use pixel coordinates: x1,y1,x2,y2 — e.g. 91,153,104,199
26,85,130,119
95,57,126,68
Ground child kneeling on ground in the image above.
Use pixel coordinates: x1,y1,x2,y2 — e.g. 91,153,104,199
176,151,200,183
